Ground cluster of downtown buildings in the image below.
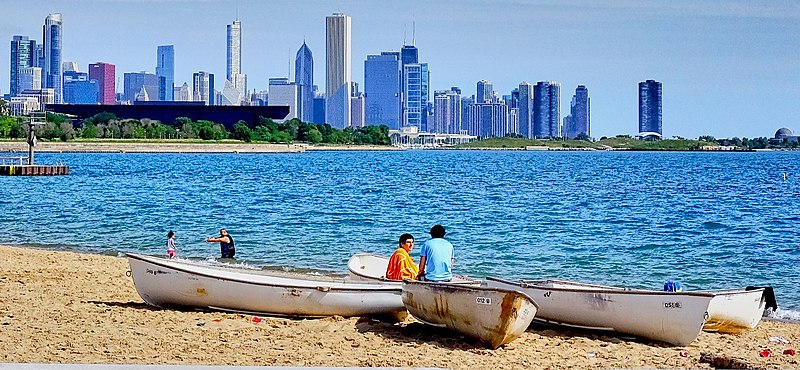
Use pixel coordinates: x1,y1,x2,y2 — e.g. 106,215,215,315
7,12,664,139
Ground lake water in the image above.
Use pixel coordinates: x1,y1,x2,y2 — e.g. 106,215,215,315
2,150,799,316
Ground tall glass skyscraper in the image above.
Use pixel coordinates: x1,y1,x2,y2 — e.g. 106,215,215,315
156,45,174,101
533,81,561,138
43,13,63,103
364,51,401,129
295,42,314,123
518,82,533,138
567,85,590,139
89,62,115,105
639,80,662,135
477,80,493,103
10,35,37,97
403,63,428,130
325,13,352,128
63,71,98,104
400,45,418,66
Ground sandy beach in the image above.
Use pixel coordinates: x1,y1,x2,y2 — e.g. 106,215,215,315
0,141,400,154
1,246,798,369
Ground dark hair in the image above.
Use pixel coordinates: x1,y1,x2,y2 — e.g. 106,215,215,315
429,224,446,238
167,230,175,238
399,233,414,246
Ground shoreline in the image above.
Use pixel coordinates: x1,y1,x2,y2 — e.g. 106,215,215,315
0,141,401,154
1,245,798,369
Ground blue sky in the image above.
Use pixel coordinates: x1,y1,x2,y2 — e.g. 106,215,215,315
1,0,798,138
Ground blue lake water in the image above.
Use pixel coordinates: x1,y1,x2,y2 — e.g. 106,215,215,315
2,150,799,316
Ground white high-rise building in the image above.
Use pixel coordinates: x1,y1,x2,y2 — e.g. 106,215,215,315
173,82,192,102
325,13,352,129
268,78,298,120
226,19,246,104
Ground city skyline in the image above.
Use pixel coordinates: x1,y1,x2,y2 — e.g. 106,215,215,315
1,1,798,138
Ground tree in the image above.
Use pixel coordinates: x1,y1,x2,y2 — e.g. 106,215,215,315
576,132,591,141
698,135,716,143
307,127,322,144
0,98,9,116
231,121,252,142
81,123,98,139
0,116,17,137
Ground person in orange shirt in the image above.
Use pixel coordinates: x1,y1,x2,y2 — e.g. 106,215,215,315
385,233,419,280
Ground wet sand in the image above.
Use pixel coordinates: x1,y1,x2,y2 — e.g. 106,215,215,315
0,245,798,369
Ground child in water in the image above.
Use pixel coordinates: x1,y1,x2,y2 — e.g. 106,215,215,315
166,230,176,259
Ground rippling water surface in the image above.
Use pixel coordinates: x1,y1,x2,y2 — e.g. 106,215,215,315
2,150,799,313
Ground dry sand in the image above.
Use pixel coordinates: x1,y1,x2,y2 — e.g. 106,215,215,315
0,141,399,154
1,245,798,369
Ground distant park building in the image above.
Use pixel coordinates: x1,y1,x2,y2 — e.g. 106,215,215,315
769,127,799,145
533,81,561,138
639,79,662,137
89,62,115,105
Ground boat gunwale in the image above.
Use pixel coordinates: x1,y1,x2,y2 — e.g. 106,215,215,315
349,253,481,285
486,276,717,298
403,279,540,310
126,253,402,293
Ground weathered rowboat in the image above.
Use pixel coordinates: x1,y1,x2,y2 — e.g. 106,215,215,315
126,253,405,318
485,277,715,346
347,253,478,284
402,280,538,349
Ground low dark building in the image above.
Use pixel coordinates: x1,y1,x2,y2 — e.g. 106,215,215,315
45,102,290,129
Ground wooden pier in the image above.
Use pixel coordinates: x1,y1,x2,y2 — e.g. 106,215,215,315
0,164,70,176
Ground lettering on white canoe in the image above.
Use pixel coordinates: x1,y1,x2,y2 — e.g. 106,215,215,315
476,297,492,305
664,302,683,309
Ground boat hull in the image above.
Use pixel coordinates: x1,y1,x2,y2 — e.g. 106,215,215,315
702,288,766,333
127,253,405,318
402,280,537,349
485,277,714,346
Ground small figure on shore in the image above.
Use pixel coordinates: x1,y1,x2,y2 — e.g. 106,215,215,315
417,224,454,282
385,233,419,280
166,230,176,259
205,228,235,258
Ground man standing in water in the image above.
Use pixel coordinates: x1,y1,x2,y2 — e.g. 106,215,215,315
205,228,235,258
417,224,454,282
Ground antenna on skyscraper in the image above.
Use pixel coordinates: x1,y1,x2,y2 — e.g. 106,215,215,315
235,0,239,21
412,20,416,46
288,47,292,81
403,23,407,45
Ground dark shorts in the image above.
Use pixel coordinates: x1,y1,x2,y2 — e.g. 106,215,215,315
221,248,235,258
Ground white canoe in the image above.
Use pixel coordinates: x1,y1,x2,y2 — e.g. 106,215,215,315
126,253,405,318
485,277,715,346
700,287,769,333
402,280,538,349
347,253,478,284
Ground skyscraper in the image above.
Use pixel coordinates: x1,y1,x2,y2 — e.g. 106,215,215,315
89,62,115,105
400,44,418,66
326,13,352,128
295,42,314,123
63,71,98,104
403,63,428,130
469,101,508,138
639,80,662,135
518,82,533,138
18,67,42,92
192,71,214,105
533,81,561,138
568,85,590,139
156,45,174,101
268,78,298,120
227,19,246,104
123,72,159,102
10,35,37,97
477,80,493,103
364,51,401,129
433,88,461,134
43,13,63,103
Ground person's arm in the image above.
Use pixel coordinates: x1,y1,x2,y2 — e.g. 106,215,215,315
417,256,427,280
205,236,229,243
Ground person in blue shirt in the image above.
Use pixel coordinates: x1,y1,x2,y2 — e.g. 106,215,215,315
417,224,454,282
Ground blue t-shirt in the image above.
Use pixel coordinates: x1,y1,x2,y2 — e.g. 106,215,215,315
420,238,454,281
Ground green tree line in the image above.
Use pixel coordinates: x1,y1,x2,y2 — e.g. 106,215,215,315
0,110,391,145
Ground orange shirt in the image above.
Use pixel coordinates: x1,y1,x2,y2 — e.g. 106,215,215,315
385,247,419,280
